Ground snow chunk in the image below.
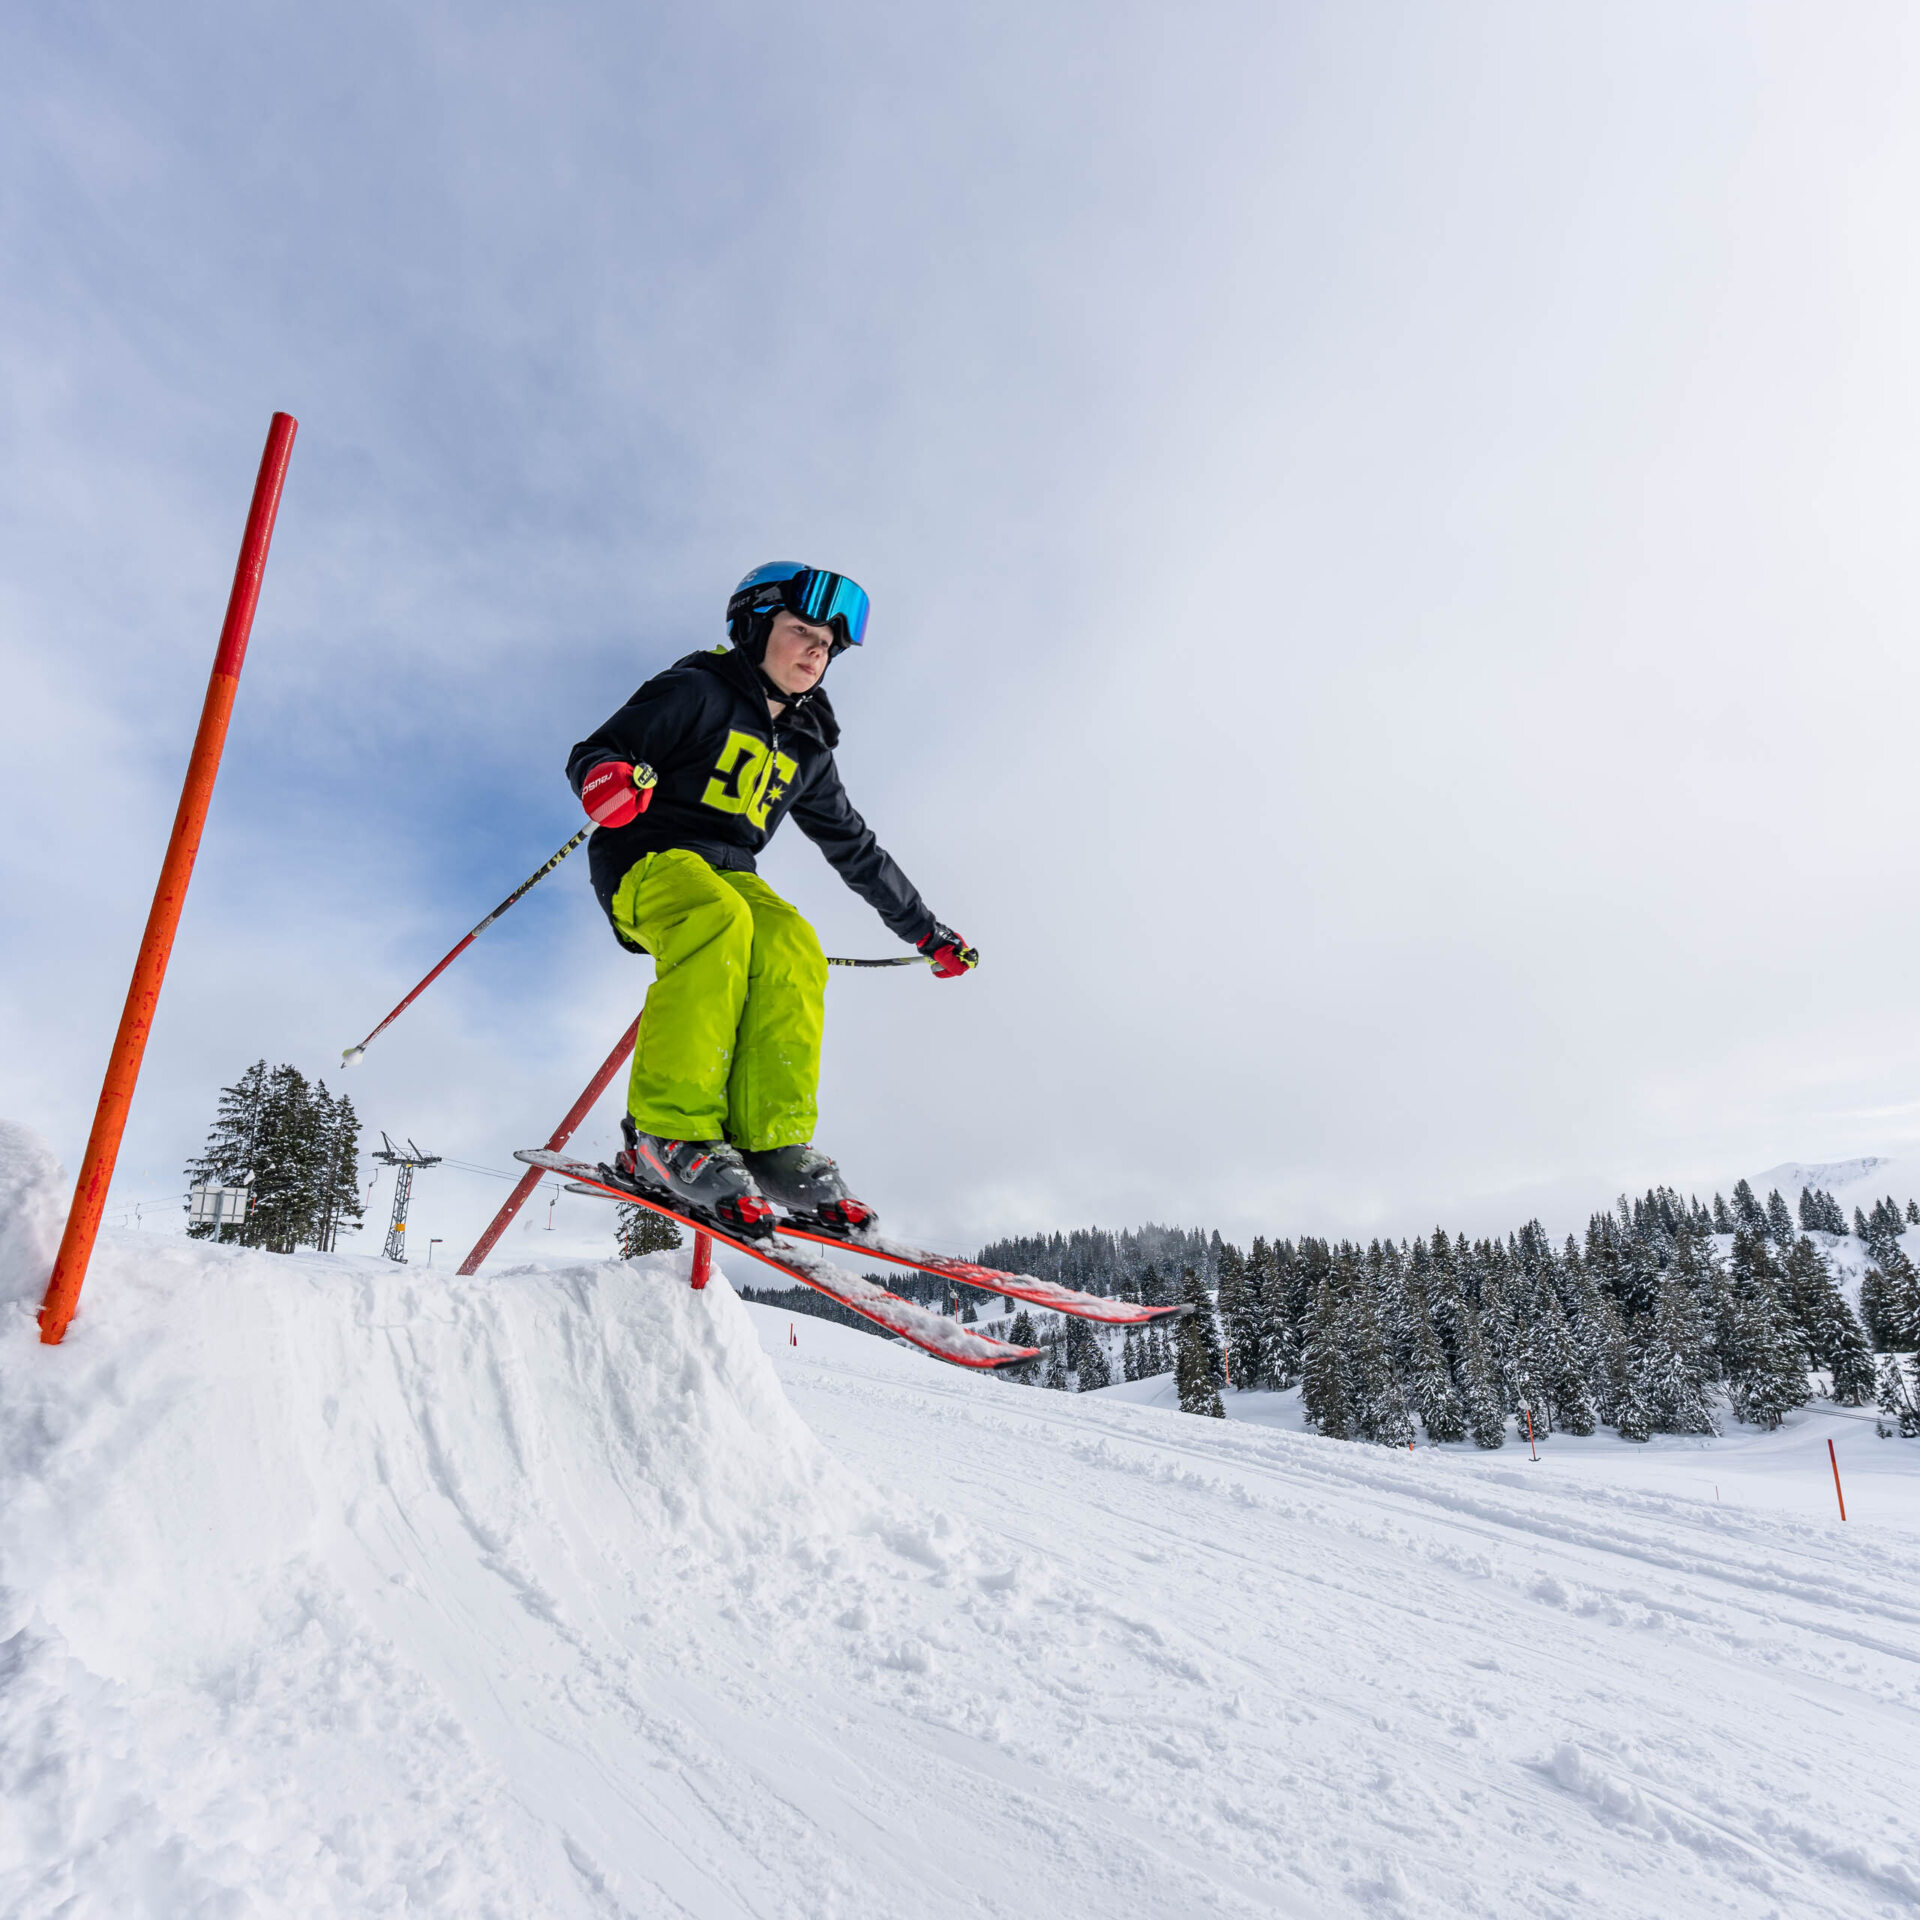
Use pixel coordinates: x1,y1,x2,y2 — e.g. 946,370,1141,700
0,1121,63,1309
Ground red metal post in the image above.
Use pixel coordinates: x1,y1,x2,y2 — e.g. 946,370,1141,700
689,1231,712,1291
455,1015,641,1274
40,413,298,1345
1525,1408,1538,1461
1828,1437,1847,1521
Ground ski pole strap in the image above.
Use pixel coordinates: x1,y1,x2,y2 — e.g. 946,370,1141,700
825,954,934,968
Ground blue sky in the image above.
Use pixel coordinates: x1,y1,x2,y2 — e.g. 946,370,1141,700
5,2,1919,1265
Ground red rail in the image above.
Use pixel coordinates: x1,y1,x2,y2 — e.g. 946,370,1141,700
40,414,298,1344
455,1016,640,1274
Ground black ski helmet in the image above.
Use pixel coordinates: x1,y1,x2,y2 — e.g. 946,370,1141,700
726,563,871,664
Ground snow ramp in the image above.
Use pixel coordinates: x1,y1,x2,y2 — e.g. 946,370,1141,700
0,1122,878,1918
8,1115,1920,1919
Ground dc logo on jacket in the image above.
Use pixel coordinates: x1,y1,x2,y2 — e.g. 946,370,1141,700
702,729,798,831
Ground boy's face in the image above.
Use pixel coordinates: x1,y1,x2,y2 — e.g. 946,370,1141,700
761,610,833,697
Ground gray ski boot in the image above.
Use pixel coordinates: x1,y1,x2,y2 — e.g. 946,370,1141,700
740,1144,876,1234
615,1117,775,1238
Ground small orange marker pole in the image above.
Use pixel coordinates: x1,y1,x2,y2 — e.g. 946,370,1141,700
689,1230,712,1291
1526,1408,1538,1461
39,413,297,1344
1828,1437,1847,1521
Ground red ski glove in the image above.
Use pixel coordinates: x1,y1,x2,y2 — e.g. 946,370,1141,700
918,922,978,979
580,760,657,829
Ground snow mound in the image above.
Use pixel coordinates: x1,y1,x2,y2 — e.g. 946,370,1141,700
0,1198,857,1917
0,1121,63,1307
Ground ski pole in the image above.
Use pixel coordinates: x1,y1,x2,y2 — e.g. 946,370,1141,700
826,954,933,969
342,827,589,1065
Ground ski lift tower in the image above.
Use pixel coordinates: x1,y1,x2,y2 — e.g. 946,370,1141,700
372,1133,441,1263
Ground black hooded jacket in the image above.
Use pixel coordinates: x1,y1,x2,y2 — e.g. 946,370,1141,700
566,646,935,949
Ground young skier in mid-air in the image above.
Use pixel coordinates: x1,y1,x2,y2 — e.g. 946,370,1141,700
566,563,977,1239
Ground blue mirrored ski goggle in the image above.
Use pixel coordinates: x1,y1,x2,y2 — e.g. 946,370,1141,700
739,563,870,650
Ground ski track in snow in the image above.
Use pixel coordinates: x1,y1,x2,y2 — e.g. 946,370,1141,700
0,1135,1915,1917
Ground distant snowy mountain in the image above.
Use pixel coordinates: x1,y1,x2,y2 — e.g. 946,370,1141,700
1753,1154,1899,1200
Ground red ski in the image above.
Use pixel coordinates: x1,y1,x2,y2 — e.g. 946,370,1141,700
515,1150,1041,1372
544,1153,1189,1329
775,1222,1191,1328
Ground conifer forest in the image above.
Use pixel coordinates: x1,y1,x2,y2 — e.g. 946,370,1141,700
972,1180,1920,1442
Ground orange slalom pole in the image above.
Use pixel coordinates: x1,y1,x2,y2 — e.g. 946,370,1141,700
455,1015,641,1274
39,413,298,1345
1828,1437,1847,1521
689,1232,712,1291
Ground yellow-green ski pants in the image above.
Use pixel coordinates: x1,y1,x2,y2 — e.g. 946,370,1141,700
609,849,827,1151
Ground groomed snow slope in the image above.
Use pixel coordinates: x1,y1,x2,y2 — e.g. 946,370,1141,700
4,1126,1918,1918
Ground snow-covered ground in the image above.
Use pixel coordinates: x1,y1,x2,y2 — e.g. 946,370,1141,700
4,1128,1919,1918
1104,1368,1919,1528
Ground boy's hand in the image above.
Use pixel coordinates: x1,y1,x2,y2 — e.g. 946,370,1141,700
581,760,657,828
918,922,978,979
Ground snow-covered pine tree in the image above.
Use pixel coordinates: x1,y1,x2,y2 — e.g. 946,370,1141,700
1006,1309,1041,1384
1078,1327,1113,1391
1345,1249,1413,1446
1374,1240,1420,1380
1504,1280,1547,1446
310,1083,365,1252
617,1202,684,1256
1043,1340,1069,1391
253,1064,332,1253
1216,1241,1260,1390
1405,1280,1466,1443
1528,1282,1596,1436
1419,1234,1468,1382
1291,1236,1332,1331
1731,1179,1764,1233
1712,1192,1734,1233
1459,1310,1506,1448
1136,1324,1157,1376
184,1059,269,1240
1873,1352,1920,1438
1635,1276,1719,1435
1300,1275,1351,1439
1718,1229,1809,1429
1825,1304,1877,1407
1251,1237,1298,1388
1909,1200,1920,1227
1727,1295,1812,1431
1779,1234,1873,1403
1765,1189,1796,1249
1610,1328,1655,1442
1859,1241,1920,1351
1475,1263,1523,1424
1174,1266,1225,1416
1557,1235,1616,1419
1122,1325,1141,1382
